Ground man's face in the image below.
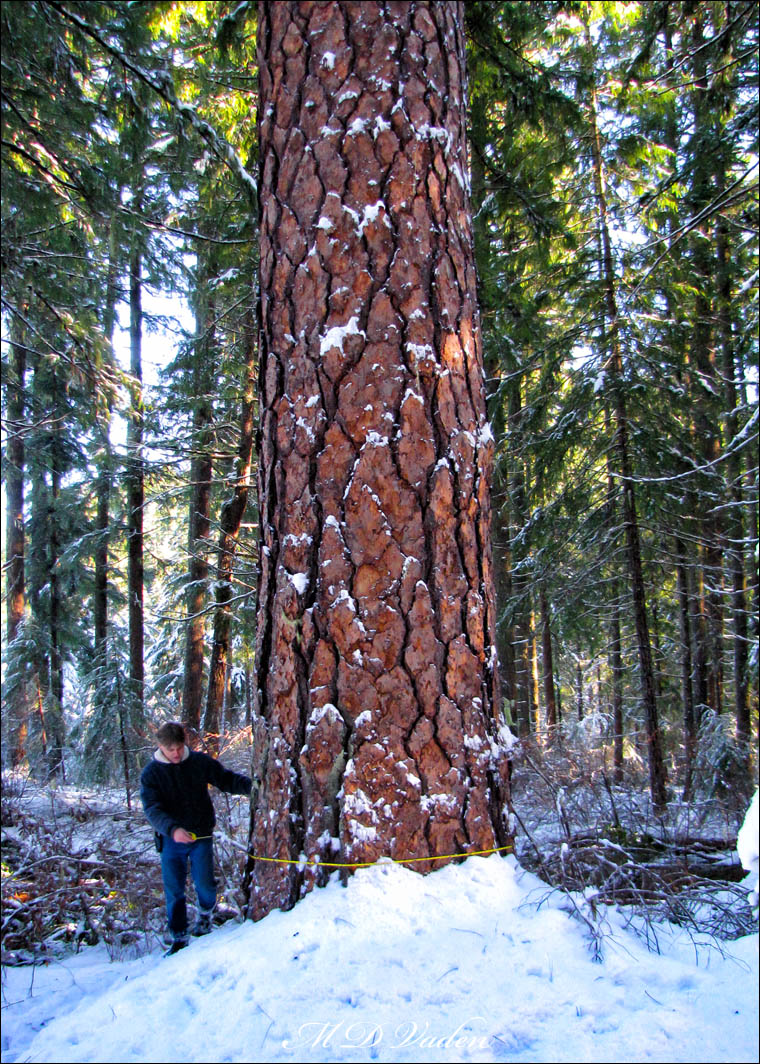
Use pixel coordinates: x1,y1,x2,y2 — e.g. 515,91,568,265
159,742,184,764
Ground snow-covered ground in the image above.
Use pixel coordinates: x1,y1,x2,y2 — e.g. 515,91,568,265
2,842,758,1064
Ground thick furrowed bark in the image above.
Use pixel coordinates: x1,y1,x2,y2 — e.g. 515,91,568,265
246,1,511,919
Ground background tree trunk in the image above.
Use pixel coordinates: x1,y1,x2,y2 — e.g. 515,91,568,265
5,325,28,766
688,7,724,721
47,425,65,778
715,167,750,747
585,6,666,810
507,378,532,736
540,587,557,737
93,211,121,671
246,0,512,920
127,220,145,724
203,306,258,750
182,253,217,734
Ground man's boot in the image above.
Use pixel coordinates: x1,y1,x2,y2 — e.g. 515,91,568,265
191,909,214,936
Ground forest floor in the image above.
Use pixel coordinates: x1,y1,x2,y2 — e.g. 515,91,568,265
1,742,758,1063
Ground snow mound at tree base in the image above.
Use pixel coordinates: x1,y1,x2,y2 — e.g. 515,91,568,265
3,854,758,1064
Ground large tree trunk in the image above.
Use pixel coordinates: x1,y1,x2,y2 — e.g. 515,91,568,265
246,0,512,920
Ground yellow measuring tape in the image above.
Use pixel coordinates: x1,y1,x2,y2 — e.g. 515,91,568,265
188,834,512,868
250,843,513,869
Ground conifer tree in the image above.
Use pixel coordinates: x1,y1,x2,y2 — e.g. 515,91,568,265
245,0,512,919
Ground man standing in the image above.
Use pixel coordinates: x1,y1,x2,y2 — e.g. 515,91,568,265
140,721,251,954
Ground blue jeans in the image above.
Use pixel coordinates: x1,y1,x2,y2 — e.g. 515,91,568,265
160,835,216,935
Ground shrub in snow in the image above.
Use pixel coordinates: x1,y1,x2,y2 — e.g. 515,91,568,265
692,709,752,806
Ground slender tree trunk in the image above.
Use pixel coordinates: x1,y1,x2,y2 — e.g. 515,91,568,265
651,598,665,703
35,678,48,764
471,89,514,732
182,258,217,734
508,377,531,736
244,657,253,729
613,285,667,811
93,211,120,671
691,558,709,721
118,673,132,812
94,460,110,655
47,428,65,779
604,409,624,782
540,587,557,737
127,224,145,722
28,366,50,773
529,608,540,739
689,8,724,720
27,355,65,778
609,597,624,784
716,172,750,746
676,539,696,796
585,5,666,810
182,449,213,735
493,515,517,725
662,13,697,792
246,0,511,920
203,306,257,751
5,324,28,766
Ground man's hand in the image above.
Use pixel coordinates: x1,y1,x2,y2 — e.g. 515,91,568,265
172,827,195,844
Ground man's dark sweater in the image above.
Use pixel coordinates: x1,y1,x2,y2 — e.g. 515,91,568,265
140,747,251,840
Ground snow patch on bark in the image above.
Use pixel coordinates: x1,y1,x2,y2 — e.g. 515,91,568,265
289,572,309,595
319,316,365,357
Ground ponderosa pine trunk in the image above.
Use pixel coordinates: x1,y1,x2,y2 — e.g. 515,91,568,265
245,0,512,920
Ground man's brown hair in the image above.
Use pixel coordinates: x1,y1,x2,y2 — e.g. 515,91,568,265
156,721,186,746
